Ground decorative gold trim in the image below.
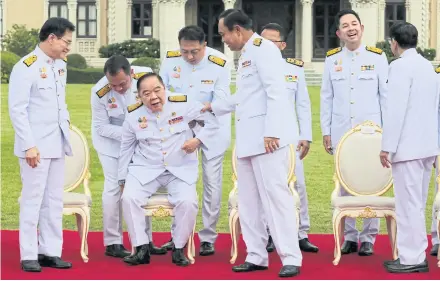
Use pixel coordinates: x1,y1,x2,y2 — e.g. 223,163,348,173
359,207,377,218
152,206,172,217
334,120,393,196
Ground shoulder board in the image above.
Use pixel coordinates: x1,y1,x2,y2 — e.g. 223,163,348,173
436,67,440,74
63,57,67,63
166,50,181,58
23,55,37,67
133,72,149,80
127,102,143,113
326,47,342,57
286,58,304,67
96,84,111,98
366,46,383,55
253,38,262,47
168,95,187,102
208,55,226,67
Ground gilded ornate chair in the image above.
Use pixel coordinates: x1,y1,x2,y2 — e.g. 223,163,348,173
228,144,300,264
62,124,92,263
139,187,196,264
434,163,440,267
331,120,396,266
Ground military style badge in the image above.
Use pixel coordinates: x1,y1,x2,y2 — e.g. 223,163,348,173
138,116,148,129
58,69,65,76
201,80,214,84
285,75,297,82
168,116,183,125
361,65,375,71
172,112,176,117
242,60,251,68
334,59,343,72
108,97,118,109
39,67,47,79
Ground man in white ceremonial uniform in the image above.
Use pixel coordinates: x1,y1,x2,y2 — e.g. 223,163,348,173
380,22,439,273
91,55,166,258
159,25,231,256
260,23,318,254
118,73,219,266
430,64,440,257
8,18,76,272
320,9,388,256
203,9,302,278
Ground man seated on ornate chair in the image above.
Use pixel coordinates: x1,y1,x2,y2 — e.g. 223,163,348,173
117,73,219,266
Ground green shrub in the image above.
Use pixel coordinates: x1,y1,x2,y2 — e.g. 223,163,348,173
1,51,20,83
375,41,394,63
66,67,103,84
67,54,87,69
2,24,39,57
131,57,161,72
98,39,160,58
417,48,436,61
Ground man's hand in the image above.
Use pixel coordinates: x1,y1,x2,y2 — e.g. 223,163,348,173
380,151,391,168
118,180,125,193
434,157,437,169
181,138,201,154
25,146,40,168
323,135,333,155
264,137,280,153
201,103,212,113
297,140,310,160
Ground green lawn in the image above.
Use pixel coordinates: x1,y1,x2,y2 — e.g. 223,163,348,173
0,84,436,235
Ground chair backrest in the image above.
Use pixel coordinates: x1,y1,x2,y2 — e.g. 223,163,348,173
335,120,393,196
232,144,296,183
64,125,90,192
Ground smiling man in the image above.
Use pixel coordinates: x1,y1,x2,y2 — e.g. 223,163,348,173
117,73,219,266
320,9,389,257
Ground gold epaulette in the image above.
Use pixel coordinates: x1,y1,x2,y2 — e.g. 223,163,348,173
127,102,142,113
63,57,67,63
96,84,111,98
286,58,304,67
366,46,383,55
133,72,150,80
23,55,37,67
326,47,342,57
208,55,226,67
253,38,262,47
166,50,181,58
435,67,440,74
168,95,187,102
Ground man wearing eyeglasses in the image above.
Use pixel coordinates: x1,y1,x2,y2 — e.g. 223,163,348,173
158,25,231,256
8,18,75,272
91,55,167,258
260,23,318,254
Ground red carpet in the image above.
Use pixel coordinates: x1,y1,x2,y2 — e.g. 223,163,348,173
1,230,439,279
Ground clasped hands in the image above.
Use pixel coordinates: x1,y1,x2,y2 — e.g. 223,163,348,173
181,138,201,154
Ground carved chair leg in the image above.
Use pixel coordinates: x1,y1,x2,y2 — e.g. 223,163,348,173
437,219,440,267
332,212,344,266
187,224,196,264
75,211,89,263
386,215,398,260
230,212,240,264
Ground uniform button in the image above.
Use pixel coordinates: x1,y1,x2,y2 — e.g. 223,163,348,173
351,116,354,119
160,128,163,131
161,138,165,142
351,73,354,75
189,85,193,88
237,118,240,121
163,151,167,155
164,163,168,166
351,87,354,90
157,115,160,119
350,101,354,104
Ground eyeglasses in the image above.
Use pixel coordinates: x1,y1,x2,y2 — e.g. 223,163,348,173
51,34,72,46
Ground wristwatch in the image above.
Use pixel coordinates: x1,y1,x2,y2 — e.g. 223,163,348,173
118,180,125,186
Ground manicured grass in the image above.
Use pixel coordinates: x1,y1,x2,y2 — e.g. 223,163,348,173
1,84,436,235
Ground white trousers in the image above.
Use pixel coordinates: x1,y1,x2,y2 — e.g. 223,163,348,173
19,158,65,261
266,150,311,239
98,153,153,246
122,171,198,248
237,146,302,267
392,156,435,265
431,158,439,245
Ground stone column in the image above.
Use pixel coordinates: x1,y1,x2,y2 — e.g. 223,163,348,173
152,0,159,39
437,0,440,59
67,0,78,53
110,0,132,43
405,0,411,22
407,0,429,48
158,0,187,59
1,0,6,43
377,0,386,40
127,0,133,40
43,0,49,20
95,0,101,55
349,0,380,46
300,0,314,63
222,0,236,62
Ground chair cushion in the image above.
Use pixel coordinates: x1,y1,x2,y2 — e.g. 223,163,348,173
332,196,394,209
64,128,88,191
63,192,92,207
433,193,440,212
141,193,173,209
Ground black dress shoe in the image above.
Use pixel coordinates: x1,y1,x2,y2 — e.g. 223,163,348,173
383,258,400,267
38,255,72,269
161,238,174,251
21,260,41,272
232,262,268,272
430,244,439,256
105,244,131,258
299,238,319,253
266,236,275,253
172,248,189,267
384,259,429,273
358,242,374,256
123,244,150,265
149,242,167,255
199,242,215,256
279,265,300,277
341,241,358,255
